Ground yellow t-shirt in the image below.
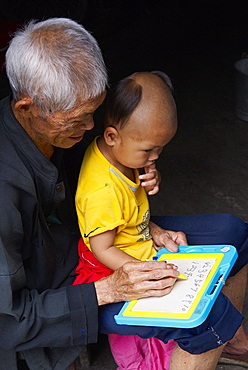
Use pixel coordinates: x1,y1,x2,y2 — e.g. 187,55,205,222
75,137,156,261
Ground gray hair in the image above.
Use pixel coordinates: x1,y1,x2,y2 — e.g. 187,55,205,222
6,18,108,115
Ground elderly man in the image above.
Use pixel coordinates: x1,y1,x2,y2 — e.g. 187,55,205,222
1,18,248,370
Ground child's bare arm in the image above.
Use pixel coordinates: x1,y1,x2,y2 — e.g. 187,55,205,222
89,229,139,271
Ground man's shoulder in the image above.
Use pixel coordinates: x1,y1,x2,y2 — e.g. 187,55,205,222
0,95,10,109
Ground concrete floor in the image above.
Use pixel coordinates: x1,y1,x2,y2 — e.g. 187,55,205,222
1,1,248,368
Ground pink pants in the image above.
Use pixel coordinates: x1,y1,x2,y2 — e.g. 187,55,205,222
74,239,176,369
108,334,176,370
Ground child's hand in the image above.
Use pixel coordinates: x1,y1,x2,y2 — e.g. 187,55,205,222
139,163,161,195
150,221,188,253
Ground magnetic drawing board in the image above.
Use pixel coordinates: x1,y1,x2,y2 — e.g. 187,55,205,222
115,245,237,328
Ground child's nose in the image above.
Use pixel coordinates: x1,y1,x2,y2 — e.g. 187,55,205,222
149,152,159,161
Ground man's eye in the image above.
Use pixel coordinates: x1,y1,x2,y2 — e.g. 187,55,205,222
72,121,84,127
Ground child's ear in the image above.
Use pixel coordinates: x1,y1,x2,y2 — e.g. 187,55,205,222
104,126,119,146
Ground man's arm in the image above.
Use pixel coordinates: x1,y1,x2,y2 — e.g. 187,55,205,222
95,260,180,305
0,176,99,351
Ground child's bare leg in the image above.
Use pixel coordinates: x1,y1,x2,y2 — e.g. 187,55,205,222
221,265,248,355
170,343,225,370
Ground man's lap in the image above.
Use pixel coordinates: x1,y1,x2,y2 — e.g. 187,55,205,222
99,213,248,354
99,292,243,354
151,213,248,276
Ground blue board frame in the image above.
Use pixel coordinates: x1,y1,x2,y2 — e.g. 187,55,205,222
114,245,237,328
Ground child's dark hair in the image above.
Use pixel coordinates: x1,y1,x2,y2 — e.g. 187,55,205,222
104,71,173,129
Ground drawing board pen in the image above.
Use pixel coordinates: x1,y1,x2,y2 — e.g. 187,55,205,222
152,257,188,280
164,260,188,280
177,273,188,280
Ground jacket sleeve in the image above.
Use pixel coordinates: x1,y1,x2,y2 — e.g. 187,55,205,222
0,178,99,351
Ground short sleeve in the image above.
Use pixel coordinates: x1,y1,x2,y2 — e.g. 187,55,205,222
76,184,126,239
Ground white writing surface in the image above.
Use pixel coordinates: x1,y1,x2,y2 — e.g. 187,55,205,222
132,258,216,314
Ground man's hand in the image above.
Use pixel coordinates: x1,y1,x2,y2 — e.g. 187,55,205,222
149,221,188,253
94,260,179,305
139,163,161,195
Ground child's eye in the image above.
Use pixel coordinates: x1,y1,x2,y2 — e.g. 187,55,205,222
144,149,152,152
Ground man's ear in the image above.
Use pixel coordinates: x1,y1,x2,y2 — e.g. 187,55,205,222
12,96,33,114
104,126,119,146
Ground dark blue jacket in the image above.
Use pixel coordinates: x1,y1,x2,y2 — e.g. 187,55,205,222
0,97,98,369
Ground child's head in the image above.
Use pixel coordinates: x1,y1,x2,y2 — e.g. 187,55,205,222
103,71,177,170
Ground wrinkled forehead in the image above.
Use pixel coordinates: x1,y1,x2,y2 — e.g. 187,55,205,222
47,92,106,123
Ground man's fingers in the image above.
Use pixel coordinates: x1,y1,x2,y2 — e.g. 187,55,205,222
120,261,179,289
95,261,179,304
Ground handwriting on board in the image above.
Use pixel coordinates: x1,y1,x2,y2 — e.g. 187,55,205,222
132,257,216,315
115,246,237,328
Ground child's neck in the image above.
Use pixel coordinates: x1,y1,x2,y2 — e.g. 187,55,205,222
97,136,135,182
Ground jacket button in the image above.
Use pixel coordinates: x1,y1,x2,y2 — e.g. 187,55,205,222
56,184,63,192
